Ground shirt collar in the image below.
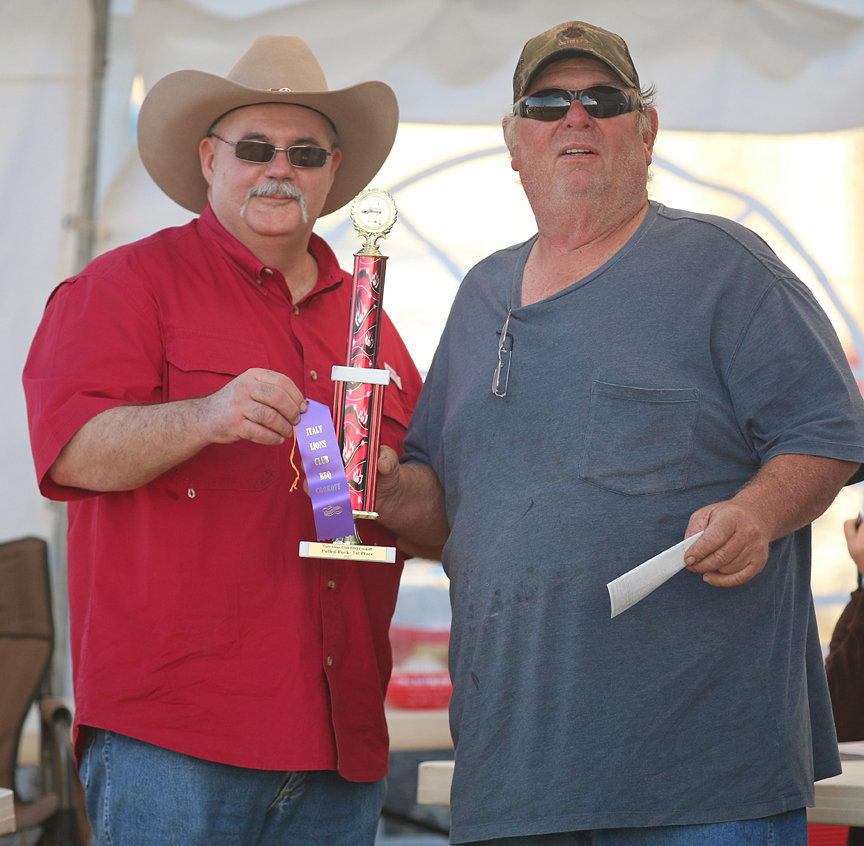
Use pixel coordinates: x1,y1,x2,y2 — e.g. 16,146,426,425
197,205,344,300
304,230,345,299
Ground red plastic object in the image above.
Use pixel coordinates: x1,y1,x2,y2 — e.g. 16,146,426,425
807,824,850,845
389,624,449,665
388,621,451,708
387,671,452,709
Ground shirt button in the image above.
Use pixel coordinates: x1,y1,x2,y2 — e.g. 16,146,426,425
262,267,274,276
310,370,318,381
293,305,300,315
326,655,334,667
327,580,336,590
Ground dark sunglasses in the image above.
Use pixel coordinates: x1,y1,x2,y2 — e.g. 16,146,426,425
208,132,334,167
515,86,640,121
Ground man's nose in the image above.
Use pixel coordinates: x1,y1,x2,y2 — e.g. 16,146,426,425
264,152,297,175
564,98,592,125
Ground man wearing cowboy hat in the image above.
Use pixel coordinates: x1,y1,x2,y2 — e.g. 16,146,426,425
23,36,422,845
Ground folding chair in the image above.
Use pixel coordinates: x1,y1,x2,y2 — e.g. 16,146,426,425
0,536,88,845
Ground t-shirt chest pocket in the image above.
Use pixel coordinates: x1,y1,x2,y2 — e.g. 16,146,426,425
578,381,700,496
163,333,280,493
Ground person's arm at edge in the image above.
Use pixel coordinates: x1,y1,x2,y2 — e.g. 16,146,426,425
825,589,864,740
683,453,860,588
375,445,450,557
825,517,864,740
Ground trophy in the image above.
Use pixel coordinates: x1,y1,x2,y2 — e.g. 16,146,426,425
298,189,398,563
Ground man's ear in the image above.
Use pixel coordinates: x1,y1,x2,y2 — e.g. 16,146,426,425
199,136,217,186
502,116,520,174
643,107,659,165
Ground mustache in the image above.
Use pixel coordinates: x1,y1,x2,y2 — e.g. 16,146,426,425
240,180,308,222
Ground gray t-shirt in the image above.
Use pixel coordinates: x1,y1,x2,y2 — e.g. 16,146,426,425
404,202,864,842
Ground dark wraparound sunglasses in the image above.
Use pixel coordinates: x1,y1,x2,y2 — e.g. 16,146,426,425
515,86,640,121
208,132,334,167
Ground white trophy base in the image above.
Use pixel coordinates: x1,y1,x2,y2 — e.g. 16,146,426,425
299,541,396,563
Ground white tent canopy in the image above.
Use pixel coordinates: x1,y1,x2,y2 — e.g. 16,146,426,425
118,0,864,133
4,1,864,670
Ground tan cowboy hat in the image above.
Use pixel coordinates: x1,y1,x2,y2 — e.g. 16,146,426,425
137,35,398,217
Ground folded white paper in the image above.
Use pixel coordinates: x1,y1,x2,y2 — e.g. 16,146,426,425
607,532,704,618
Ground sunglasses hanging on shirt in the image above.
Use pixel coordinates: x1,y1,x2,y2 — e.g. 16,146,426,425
492,310,514,398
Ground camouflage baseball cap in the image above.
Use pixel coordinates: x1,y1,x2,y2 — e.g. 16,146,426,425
513,21,640,102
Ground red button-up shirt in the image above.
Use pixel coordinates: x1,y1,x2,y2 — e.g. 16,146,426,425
23,206,423,780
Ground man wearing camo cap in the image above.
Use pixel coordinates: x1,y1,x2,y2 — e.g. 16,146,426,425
375,20,864,845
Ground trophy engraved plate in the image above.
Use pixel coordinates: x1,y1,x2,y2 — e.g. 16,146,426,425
299,189,398,564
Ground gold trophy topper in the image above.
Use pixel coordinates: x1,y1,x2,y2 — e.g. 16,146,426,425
350,188,398,255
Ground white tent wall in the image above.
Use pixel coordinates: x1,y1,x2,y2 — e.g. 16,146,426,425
4,0,864,693
1,0,92,546
92,0,864,373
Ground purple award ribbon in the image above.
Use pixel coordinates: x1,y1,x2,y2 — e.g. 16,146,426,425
295,399,356,541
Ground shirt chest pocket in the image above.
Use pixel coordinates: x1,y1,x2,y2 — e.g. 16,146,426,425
578,381,700,496
164,334,281,493
165,333,269,401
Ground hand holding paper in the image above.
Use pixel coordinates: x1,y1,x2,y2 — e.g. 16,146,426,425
607,532,704,618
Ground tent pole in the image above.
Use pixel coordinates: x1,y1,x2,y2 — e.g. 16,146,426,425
52,0,112,701
75,0,111,273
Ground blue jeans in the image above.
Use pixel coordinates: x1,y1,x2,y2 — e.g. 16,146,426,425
462,808,807,845
79,729,387,845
